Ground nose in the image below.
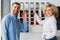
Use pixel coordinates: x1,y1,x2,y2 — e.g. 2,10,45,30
15,8,18,10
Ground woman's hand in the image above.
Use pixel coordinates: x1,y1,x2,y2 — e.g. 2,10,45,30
33,9,36,15
44,35,47,40
22,10,27,19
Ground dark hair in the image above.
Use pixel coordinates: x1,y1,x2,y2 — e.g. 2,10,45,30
12,2,21,6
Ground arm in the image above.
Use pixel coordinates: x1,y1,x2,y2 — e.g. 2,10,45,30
33,10,44,25
2,17,9,40
34,14,44,25
20,10,27,32
23,19,27,32
19,19,27,32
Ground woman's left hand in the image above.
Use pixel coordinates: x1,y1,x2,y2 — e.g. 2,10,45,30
44,35,47,40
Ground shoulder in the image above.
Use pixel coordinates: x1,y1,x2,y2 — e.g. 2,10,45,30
2,14,11,23
49,16,57,23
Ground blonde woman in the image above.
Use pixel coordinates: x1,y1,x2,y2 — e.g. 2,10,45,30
33,4,59,40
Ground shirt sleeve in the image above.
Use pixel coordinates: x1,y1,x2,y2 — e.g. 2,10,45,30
45,19,57,39
19,19,27,32
2,17,9,40
23,19,27,32
34,14,44,25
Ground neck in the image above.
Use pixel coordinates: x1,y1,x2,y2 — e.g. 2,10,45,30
11,11,17,16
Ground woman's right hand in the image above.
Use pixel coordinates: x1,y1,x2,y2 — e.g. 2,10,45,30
33,9,36,15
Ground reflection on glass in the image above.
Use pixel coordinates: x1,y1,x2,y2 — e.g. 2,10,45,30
41,10,45,20
35,10,39,16
20,18,29,32
25,10,29,17
36,2,39,9
30,18,34,25
20,2,24,10
20,10,29,17
41,2,45,10
36,21,39,25
24,2,29,10
20,10,23,17
20,18,23,23
27,18,29,22
41,11,44,17
30,2,34,9
46,2,50,4
30,10,34,17
30,10,39,17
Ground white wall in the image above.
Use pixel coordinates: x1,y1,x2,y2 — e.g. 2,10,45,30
0,0,1,19
1,0,10,18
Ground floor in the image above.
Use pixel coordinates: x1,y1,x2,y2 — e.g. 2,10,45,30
20,32,60,40
57,36,60,40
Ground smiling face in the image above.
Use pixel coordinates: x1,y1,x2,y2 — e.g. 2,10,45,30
45,7,53,17
43,4,59,18
11,4,20,16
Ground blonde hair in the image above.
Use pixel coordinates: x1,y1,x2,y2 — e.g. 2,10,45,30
43,3,59,18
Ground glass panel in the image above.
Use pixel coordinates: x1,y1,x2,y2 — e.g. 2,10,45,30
24,2,29,10
27,18,29,22
30,2,34,10
46,2,50,4
20,10,23,17
20,18,23,23
41,2,45,10
41,11,44,17
35,10,39,16
36,21,39,25
35,2,39,10
20,2,24,10
30,10,34,17
20,10,28,17
30,18,34,25
26,10,29,17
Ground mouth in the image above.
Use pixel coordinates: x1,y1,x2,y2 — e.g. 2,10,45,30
14,10,18,13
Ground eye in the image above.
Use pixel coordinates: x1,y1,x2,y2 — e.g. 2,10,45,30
17,8,19,9
17,7,20,10
14,6,16,8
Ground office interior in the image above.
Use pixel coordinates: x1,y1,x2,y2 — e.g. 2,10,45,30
0,0,60,40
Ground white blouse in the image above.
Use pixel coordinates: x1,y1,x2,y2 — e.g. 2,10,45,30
34,14,57,39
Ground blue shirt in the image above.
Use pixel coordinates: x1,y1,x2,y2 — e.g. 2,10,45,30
2,13,27,40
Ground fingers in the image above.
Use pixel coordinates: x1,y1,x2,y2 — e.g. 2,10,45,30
22,10,27,16
23,10,27,14
22,10,27,19
33,9,36,14
44,35,47,40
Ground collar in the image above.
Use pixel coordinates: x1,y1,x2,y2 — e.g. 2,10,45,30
9,13,17,19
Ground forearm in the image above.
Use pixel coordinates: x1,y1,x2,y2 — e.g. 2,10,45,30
2,33,8,40
23,19,27,32
2,26,8,40
34,14,44,25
